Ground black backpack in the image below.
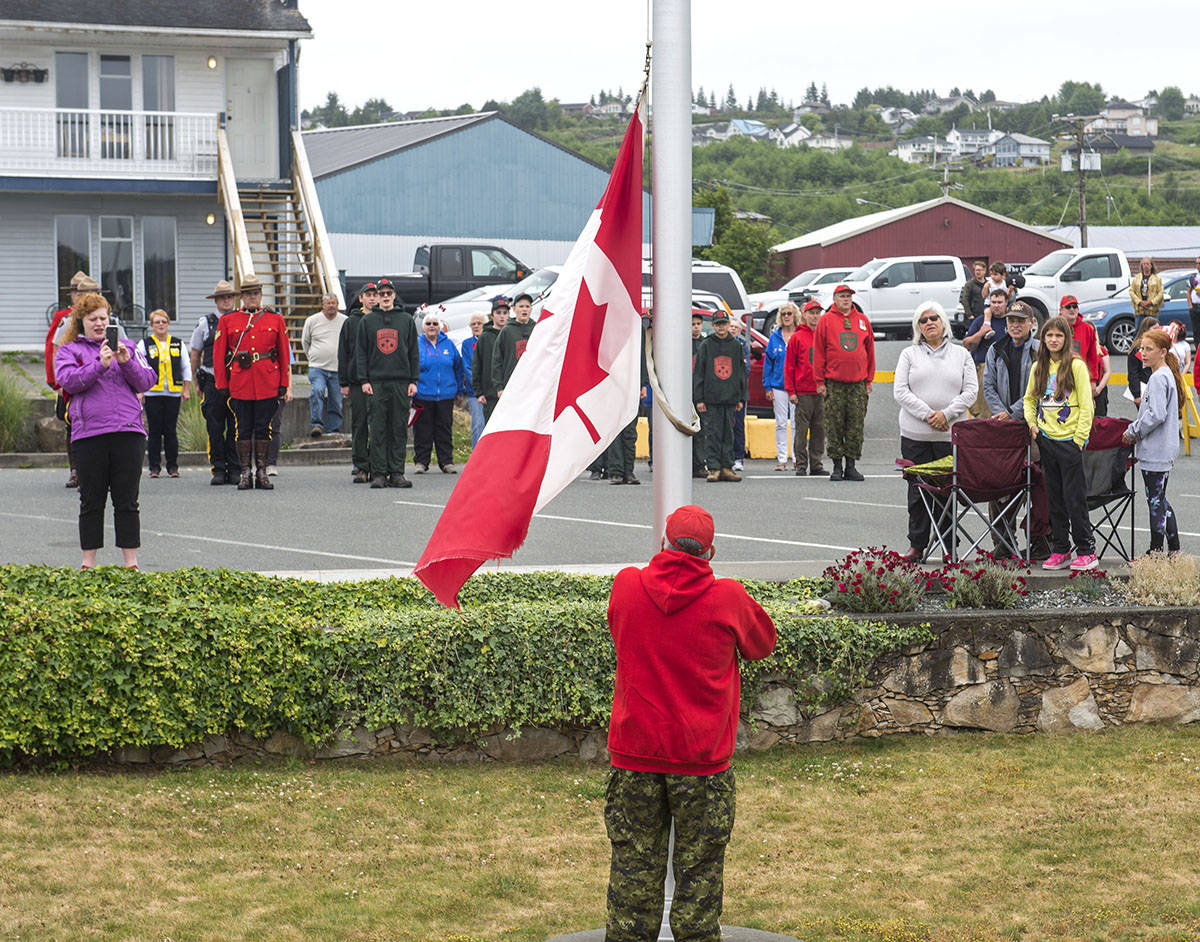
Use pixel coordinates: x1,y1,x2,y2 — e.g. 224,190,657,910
200,313,221,370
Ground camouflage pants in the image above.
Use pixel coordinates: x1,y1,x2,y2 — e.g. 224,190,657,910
604,767,735,942
824,380,868,460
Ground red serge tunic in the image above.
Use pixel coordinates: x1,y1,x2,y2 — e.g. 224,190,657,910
213,307,290,400
813,307,875,385
607,550,776,775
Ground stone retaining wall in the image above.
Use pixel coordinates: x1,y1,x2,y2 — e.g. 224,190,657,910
105,607,1200,766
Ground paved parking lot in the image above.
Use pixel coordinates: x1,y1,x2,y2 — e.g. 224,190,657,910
3,342,1197,580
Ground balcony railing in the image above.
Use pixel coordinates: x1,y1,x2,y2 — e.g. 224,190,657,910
0,107,219,179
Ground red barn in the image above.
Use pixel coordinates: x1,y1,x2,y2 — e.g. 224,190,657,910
771,197,1071,282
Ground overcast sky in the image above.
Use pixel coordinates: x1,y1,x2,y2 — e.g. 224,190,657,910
297,0,1195,116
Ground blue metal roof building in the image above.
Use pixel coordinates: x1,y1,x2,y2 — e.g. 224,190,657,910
302,112,713,277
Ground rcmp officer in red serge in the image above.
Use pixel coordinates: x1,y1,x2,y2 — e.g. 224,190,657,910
213,274,291,490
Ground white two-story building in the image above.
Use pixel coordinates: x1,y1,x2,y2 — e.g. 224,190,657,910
0,0,339,353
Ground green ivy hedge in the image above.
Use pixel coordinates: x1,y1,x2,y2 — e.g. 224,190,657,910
0,566,931,762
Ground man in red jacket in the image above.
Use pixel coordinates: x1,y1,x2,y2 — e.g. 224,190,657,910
605,505,776,941
813,285,874,481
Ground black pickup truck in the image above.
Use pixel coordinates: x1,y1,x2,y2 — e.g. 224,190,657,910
345,243,530,310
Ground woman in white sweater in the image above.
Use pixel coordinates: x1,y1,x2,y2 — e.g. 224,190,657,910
893,300,978,561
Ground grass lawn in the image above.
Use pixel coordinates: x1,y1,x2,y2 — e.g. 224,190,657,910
4,725,1200,941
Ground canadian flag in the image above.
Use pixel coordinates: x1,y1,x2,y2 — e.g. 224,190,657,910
414,109,644,608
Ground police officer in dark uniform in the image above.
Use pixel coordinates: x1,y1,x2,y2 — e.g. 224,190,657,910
213,275,291,491
190,279,242,485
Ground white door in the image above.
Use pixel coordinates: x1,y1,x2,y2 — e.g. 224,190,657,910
871,260,920,324
225,58,278,179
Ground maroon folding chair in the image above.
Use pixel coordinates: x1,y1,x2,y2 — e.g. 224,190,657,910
906,419,1034,563
1084,416,1136,561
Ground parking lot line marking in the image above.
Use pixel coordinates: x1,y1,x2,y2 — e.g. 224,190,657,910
391,500,445,508
0,511,417,567
804,497,906,509
533,512,857,551
745,474,894,480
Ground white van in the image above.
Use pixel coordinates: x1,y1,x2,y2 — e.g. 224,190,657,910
811,255,968,335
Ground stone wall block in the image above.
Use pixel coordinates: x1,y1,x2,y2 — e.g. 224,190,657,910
480,728,572,761
1058,625,1118,674
881,655,933,696
314,726,374,759
264,731,312,758
578,729,610,763
1128,626,1200,676
1127,684,1200,724
996,631,1055,677
202,734,227,758
1037,677,1104,732
942,681,1020,731
807,709,842,742
883,698,933,727
754,685,801,726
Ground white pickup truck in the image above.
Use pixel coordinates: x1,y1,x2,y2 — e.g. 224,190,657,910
1013,247,1131,324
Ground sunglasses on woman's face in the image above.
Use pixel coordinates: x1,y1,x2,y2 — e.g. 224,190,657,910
918,316,939,325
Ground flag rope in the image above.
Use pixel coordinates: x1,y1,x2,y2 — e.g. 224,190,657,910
644,327,700,436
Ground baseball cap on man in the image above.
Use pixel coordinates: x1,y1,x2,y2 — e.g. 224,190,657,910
491,296,511,311
513,292,533,305
360,282,378,295
376,279,395,293
1005,302,1035,320
1060,295,1078,307
833,285,855,295
803,299,823,312
711,311,729,324
665,504,715,557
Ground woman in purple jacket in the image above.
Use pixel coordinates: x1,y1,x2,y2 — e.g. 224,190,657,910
53,293,157,569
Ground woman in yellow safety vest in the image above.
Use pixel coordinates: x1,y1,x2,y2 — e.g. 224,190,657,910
139,309,192,478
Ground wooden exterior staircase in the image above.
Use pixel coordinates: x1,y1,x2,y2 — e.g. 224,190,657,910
217,130,344,373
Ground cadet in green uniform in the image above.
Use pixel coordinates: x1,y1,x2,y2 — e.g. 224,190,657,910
690,313,707,478
693,312,747,482
354,279,419,488
493,292,536,397
339,282,376,483
472,296,509,421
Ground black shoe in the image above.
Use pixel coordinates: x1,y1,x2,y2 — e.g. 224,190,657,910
225,470,240,485
843,460,864,482
624,475,641,485
589,471,605,481
830,459,844,482
389,473,412,489
65,470,78,488
370,477,388,489
210,472,226,486
610,476,625,485
809,465,826,476
352,469,369,484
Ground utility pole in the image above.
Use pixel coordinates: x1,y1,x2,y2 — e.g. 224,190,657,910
1148,152,1152,196
1052,114,1099,247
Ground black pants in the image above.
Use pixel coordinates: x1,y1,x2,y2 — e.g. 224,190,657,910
199,373,239,474
144,396,181,472
267,396,284,463
702,403,737,471
901,437,952,552
349,386,369,471
74,431,144,550
1093,386,1109,418
607,418,638,479
367,381,410,475
1039,434,1094,556
1191,305,1200,348
229,397,276,443
412,397,455,468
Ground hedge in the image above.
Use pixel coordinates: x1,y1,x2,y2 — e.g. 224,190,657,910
0,566,931,762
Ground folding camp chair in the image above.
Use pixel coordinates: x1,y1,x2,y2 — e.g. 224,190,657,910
902,419,1034,563
1083,416,1136,561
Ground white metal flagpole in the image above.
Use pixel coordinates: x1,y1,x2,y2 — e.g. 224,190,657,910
650,0,693,551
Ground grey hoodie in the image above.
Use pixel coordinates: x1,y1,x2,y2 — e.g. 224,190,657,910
1127,367,1180,472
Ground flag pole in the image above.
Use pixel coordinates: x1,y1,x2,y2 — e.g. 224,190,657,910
650,0,693,549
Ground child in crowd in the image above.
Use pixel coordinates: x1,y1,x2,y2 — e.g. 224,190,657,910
139,309,192,478
1127,316,1159,406
1023,316,1096,571
1123,329,1185,554
1165,321,1191,373
985,261,1013,303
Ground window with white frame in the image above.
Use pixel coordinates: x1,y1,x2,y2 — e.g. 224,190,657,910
55,215,91,310
100,216,134,315
142,217,177,317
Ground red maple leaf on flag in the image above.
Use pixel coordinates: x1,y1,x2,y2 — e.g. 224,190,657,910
551,278,610,444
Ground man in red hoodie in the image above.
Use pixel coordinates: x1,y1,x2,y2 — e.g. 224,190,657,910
605,505,776,941
813,285,874,481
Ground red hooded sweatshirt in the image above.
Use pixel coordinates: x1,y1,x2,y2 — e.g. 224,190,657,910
607,549,776,775
813,305,875,385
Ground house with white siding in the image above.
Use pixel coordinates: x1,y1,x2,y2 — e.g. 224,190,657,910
0,0,340,356
987,133,1051,167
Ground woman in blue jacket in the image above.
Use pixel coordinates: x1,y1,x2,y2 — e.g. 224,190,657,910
763,302,798,470
413,312,466,473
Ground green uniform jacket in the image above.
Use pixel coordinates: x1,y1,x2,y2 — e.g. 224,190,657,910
693,333,748,405
472,323,502,399
355,307,419,384
493,319,536,392
337,310,365,386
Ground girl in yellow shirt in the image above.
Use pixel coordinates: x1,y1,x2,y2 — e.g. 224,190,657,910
1023,316,1096,571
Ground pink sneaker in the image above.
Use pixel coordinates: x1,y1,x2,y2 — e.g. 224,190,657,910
1041,552,1071,570
1070,553,1099,571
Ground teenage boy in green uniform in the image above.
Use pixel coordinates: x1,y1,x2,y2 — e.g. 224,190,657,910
472,296,509,421
355,279,419,488
693,312,747,482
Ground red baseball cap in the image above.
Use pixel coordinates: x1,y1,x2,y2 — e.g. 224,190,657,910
803,299,823,312
665,504,714,556
833,285,855,295
1060,295,1078,307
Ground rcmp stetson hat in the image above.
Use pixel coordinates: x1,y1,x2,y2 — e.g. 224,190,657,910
238,274,269,292
75,275,101,293
205,279,239,299
61,270,90,291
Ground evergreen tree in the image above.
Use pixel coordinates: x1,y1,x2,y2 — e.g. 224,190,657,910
696,85,706,106
725,84,738,111
756,87,769,113
806,82,820,105
820,82,830,106
709,91,717,110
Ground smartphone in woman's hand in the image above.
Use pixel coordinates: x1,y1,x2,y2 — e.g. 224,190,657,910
105,326,120,352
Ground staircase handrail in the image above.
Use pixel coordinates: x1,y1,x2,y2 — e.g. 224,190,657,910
216,128,256,286
291,130,345,310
